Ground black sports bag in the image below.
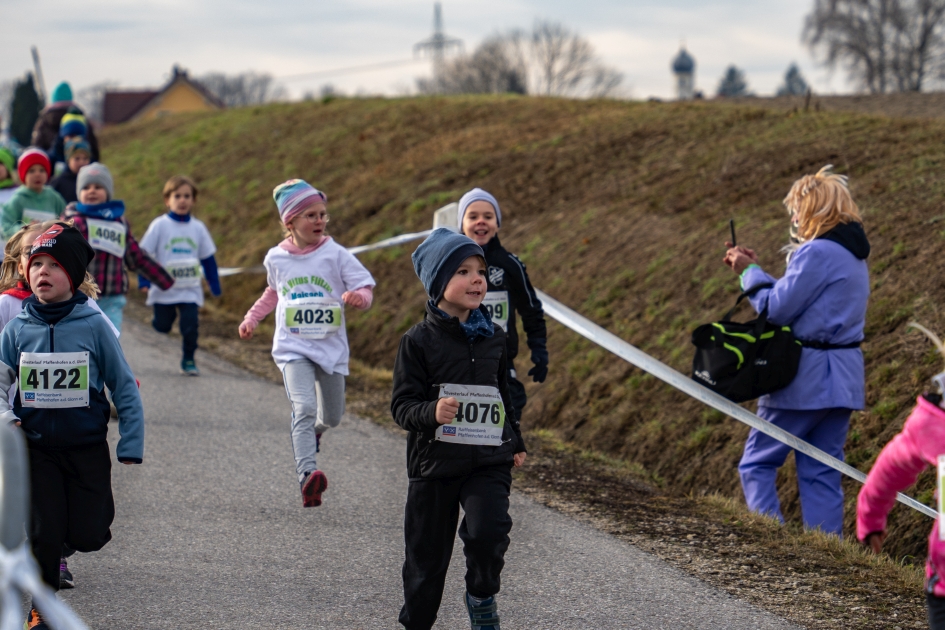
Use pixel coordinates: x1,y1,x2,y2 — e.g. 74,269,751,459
691,283,802,403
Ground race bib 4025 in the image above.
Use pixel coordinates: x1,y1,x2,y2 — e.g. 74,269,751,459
19,352,89,408
166,258,202,289
435,383,506,446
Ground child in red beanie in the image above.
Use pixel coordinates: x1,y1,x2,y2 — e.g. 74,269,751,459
1,148,66,239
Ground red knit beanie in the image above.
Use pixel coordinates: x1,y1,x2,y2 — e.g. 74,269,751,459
18,148,51,183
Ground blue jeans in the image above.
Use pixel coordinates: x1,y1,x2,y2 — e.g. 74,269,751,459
152,303,199,361
96,295,127,332
738,406,851,536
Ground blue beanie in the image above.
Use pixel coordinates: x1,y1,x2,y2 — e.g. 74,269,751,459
457,188,501,228
412,228,485,303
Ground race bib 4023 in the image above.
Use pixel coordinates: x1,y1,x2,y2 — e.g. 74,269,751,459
285,297,342,339
19,352,89,408
436,383,506,446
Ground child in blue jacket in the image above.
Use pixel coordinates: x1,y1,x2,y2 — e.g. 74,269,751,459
0,223,144,630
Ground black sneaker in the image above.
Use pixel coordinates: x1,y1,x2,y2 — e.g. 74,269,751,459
465,591,500,630
59,557,74,589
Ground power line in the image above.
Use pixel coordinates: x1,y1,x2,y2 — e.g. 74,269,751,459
278,58,426,82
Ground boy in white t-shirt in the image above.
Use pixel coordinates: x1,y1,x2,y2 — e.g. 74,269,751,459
139,176,221,376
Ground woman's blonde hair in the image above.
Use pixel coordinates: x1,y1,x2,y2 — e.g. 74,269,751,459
0,220,101,299
783,165,863,242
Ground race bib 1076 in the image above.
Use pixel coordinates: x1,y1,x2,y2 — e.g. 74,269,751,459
285,297,342,339
19,352,89,408
435,383,506,446
86,219,127,258
482,291,509,331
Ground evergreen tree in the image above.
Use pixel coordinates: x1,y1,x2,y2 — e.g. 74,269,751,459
716,65,749,97
777,63,809,96
10,73,42,146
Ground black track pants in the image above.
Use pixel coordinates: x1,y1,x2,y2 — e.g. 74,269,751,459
28,442,114,591
399,465,513,630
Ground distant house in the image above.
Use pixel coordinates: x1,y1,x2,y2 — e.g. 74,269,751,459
102,66,224,125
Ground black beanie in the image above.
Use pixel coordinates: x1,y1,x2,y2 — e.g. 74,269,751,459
28,223,95,292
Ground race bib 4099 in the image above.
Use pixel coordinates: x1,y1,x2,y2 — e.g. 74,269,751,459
435,383,506,446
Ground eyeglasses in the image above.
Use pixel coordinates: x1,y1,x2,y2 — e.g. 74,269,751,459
298,212,330,223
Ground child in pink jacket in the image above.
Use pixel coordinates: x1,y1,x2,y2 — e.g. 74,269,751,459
857,390,945,627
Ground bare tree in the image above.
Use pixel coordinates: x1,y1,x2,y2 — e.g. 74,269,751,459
197,72,288,107
530,21,595,95
804,0,945,93
419,20,623,97
418,34,528,94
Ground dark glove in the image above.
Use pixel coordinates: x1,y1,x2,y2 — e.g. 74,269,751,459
528,348,549,383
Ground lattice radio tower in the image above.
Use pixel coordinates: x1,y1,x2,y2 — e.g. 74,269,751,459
414,3,463,82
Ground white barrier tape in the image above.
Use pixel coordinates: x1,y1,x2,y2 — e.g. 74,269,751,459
535,289,937,520
210,220,933,520
216,229,435,278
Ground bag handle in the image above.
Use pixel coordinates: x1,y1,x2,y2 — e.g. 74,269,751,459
721,282,774,322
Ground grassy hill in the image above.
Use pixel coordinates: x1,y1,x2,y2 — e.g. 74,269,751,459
101,95,945,560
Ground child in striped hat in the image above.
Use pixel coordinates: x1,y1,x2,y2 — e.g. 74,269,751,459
1,148,66,239
238,179,376,507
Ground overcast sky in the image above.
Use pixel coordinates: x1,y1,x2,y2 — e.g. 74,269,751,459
1,0,847,102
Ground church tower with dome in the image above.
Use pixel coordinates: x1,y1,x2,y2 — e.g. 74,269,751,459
672,47,696,100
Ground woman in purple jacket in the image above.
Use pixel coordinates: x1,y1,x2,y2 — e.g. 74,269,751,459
722,165,870,536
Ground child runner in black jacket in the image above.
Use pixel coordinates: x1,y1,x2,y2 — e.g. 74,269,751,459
458,188,548,421
392,228,526,630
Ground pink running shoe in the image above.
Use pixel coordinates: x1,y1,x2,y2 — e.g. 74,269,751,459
300,470,328,507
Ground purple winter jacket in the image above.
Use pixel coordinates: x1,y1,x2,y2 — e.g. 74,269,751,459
739,223,870,411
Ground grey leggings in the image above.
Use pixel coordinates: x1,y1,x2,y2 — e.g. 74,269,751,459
281,360,346,482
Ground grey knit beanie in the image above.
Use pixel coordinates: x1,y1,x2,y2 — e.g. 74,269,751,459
77,162,114,200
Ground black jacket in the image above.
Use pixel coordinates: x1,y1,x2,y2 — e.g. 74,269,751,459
483,237,546,362
391,302,526,479
49,169,78,204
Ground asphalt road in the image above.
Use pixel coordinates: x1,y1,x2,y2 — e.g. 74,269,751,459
54,321,801,629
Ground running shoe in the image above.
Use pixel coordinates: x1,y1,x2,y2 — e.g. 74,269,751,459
465,591,500,630
300,470,328,507
59,557,74,589
24,608,50,630
181,359,200,376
